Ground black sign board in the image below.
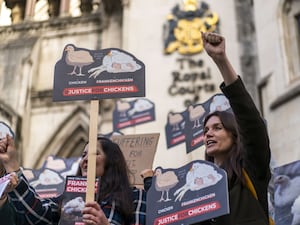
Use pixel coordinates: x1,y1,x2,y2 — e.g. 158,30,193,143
53,45,145,101
146,160,229,225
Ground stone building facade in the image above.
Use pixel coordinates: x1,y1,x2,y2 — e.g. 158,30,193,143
0,0,299,170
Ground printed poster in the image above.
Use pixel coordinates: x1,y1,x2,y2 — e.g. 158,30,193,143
22,167,65,198
58,176,100,225
146,160,229,225
273,160,300,225
53,46,145,101
165,109,188,149
185,93,232,153
22,155,80,198
113,98,155,131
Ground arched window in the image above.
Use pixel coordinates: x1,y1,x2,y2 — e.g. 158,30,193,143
282,0,300,82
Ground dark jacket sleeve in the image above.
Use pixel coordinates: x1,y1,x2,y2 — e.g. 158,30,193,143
220,76,271,178
8,174,61,225
220,77,271,218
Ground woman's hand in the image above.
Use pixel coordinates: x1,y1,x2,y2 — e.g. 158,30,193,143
201,32,238,85
0,172,18,207
0,134,20,173
201,32,225,62
4,172,19,193
82,201,110,225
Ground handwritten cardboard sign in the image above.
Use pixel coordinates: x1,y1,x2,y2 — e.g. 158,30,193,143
53,46,145,101
111,133,160,185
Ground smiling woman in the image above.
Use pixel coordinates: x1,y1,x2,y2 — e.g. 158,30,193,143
203,111,237,167
194,32,272,225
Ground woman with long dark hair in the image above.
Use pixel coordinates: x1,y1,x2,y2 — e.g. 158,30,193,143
77,136,139,224
0,135,146,225
203,110,243,187
199,32,272,225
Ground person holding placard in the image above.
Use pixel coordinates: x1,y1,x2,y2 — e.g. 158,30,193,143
0,135,146,225
140,33,271,225
199,32,272,225
0,162,20,225
0,123,24,225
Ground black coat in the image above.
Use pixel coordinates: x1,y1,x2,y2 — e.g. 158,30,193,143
197,77,271,225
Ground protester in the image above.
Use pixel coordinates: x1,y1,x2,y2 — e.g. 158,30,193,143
0,135,146,225
139,32,271,225
199,32,271,224
0,159,23,225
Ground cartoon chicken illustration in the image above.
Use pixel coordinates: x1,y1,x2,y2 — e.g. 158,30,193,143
188,104,205,129
88,49,142,78
63,196,85,215
116,100,131,117
30,169,64,188
154,168,179,202
174,162,222,201
168,112,184,131
65,45,94,76
209,95,230,113
127,99,153,116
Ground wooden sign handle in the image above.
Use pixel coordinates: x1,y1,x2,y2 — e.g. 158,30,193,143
86,100,99,202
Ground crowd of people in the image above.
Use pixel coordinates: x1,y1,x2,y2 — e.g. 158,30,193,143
0,32,272,225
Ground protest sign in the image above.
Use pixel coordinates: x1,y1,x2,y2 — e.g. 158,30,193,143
53,45,145,202
113,98,155,131
111,133,160,185
146,160,229,225
53,46,145,102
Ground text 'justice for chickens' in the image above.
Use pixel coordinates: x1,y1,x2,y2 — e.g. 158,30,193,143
63,85,139,96
153,202,220,225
